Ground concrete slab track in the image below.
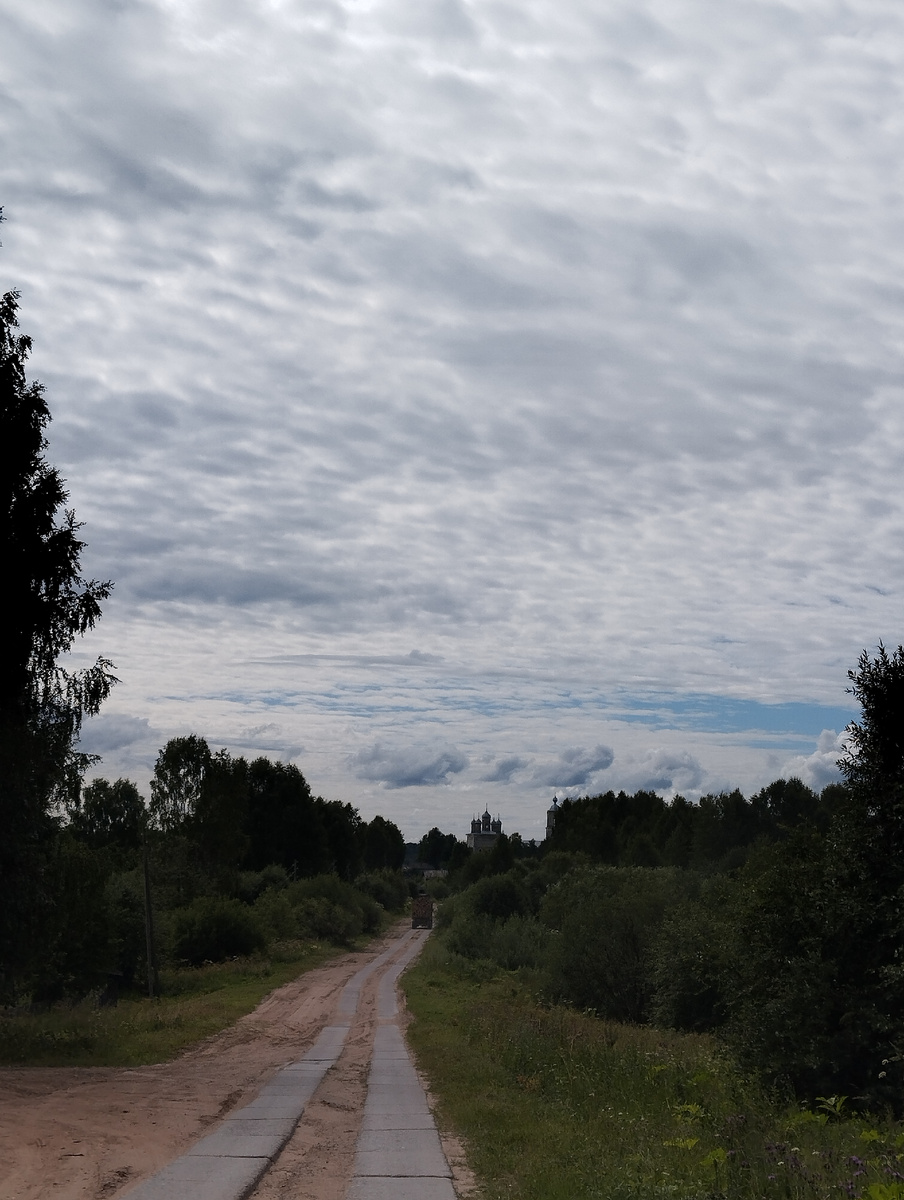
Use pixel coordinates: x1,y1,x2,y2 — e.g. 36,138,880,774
121,928,448,1200
344,935,456,1200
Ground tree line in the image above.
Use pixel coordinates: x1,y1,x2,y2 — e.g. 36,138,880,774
427,644,904,1112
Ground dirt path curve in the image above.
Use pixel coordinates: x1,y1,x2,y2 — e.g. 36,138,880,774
0,923,424,1200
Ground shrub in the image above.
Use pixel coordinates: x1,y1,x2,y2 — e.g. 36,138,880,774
650,878,735,1032
354,870,408,912
540,866,698,1023
294,897,359,943
253,888,299,940
287,875,381,938
170,897,265,965
467,874,530,921
444,872,536,965
235,865,289,903
106,870,148,989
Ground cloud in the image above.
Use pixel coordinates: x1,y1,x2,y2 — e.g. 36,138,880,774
782,730,847,791
79,713,156,755
349,741,469,788
616,748,707,797
533,745,614,789
233,724,304,761
481,755,530,783
1,0,900,839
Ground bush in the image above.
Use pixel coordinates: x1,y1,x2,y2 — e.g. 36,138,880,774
443,872,538,966
540,866,698,1023
354,870,408,912
484,915,551,971
650,878,735,1032
235,864,289,903
294,897,361,943
106,870,148,989
170,897,266,965
253,888,299,940
467,874,530,921
287,875,382,939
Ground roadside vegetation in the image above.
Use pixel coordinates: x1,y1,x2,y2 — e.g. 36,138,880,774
0,939,344,1067
405,936,904,1200
0,866,409,1067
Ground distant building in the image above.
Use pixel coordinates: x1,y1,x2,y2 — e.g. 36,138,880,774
467,808,503,852
546,796,560,839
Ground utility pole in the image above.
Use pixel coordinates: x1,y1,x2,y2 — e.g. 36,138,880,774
142,843,159,998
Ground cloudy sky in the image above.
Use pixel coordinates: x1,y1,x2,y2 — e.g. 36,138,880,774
2,0,902,840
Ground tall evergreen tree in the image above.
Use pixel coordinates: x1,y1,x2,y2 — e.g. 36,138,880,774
0,264,116,996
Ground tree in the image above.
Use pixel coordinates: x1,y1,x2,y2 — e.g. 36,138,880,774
150,736,249,870
0,266,116,997
0,280,115,760
841,642,904,828
244,758,327,874
69,777,146,852
417,826,458,868
149,735,212,833
360,814,405,871
719,646,904,1108
318,799,363,880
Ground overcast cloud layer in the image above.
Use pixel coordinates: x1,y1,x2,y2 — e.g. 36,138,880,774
2,0,903,839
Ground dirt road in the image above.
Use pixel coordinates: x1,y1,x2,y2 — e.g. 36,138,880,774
0,924,470,1200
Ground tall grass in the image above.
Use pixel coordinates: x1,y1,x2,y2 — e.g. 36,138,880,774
403,935,904,1200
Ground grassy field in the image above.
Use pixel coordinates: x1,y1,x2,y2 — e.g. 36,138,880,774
0,938,353,1067
403,934,904,1200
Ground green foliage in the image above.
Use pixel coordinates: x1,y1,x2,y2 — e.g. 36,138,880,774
0,941,346,1067
317,798,364,880
359,814,405,871
842,643,904,801
250,872,385,944
650,877,735,1032
105,869,148,988
547,780,824,873
541,866,699,1023
235,864,290,903
170,896,266,965
404,935,904,1200
286,874,382,937
29,835,116,1003
418,826,460,867
68,777,146,853
149,734,211,834
244,757,326,873
354,869,409,912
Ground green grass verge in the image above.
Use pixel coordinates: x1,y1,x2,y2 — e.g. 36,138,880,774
403,934,904,1200
0,938,360,1067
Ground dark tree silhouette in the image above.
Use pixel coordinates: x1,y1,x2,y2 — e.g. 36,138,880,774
69,777,146,852
841,641,904,820
0,268,116,996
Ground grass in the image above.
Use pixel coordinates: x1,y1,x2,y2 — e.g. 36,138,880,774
0,937,357,1067
402,934,904,1200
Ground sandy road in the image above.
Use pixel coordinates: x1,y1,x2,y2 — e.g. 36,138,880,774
0,923,470,1200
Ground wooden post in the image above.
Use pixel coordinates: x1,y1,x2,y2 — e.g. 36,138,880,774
142,843,159,998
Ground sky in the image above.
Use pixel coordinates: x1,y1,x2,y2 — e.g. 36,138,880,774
2,0,902,842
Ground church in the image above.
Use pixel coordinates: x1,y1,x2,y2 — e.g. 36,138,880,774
466,809,503,852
